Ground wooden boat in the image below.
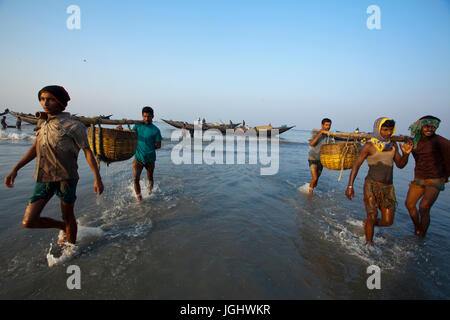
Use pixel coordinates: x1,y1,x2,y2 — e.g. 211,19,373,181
162,119,295,137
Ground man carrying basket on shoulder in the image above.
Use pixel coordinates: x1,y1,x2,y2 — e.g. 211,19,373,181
345,117,413,244
117,106,162,201
4,85,104,245
308,118,332,195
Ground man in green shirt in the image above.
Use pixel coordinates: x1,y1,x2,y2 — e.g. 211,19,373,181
127,106,162,201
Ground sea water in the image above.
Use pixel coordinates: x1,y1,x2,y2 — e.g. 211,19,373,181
0,117,449,299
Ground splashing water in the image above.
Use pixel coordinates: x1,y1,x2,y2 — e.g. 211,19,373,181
46,226,105,267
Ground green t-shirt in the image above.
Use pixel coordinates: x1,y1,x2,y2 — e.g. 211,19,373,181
132,123,162,163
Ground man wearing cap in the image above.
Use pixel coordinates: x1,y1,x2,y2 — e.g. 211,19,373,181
4,85,104,245
405,115,450,237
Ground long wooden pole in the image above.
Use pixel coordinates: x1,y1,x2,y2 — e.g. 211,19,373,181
312,129,410,142
34,112,145,125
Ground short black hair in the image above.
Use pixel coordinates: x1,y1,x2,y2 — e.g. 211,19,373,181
381,119,396,128
419,115,440,122
142,106,154,115
321,118,332,124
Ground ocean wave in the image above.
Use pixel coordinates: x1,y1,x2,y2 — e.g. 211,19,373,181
0,130,34,141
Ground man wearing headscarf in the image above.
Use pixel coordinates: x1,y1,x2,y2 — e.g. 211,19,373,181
405,115,450,237
4,85,104,245
346,117,413,244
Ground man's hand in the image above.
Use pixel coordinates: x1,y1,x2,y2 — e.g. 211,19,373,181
345,186,354,200
115,125,123,130
94,178,104,195
400,141,413,155
4,170,17,188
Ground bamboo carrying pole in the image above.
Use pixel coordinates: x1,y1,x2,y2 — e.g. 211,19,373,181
312,129,410,142
35,112,145,125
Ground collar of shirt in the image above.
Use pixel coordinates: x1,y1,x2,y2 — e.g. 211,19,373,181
45,112,71,123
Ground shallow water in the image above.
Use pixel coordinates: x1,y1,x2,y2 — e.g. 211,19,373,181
0,118,449,299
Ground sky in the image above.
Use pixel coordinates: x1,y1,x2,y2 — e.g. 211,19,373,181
0,0,449,135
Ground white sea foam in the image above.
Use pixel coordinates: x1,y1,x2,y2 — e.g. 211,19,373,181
46,226,105,267
0,130,34,141
322,211,414,270
298,183,311,194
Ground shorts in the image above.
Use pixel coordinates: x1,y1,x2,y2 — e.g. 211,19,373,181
364,177,397,212
29,179,78,204
410,178,446,191
308,159,323,171
133,158,155,171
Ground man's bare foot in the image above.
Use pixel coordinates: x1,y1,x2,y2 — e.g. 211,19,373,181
136,193,142,201
417,230,426,238
309,187,314,195
414,227,421,236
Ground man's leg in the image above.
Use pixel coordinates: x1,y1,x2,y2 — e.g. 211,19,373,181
309,163,320,194
363,181,379,244
376,207,395,227
133,159,144,200
22,198,66,231
146,162,155,194
405,184,425,235
417,186,440,237
61,201,77,244
363,209,378,244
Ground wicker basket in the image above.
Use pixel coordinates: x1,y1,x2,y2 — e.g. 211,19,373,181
320,142,359,170
88,127,137,163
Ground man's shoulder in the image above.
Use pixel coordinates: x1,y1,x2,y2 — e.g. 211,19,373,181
64,117,85,131
308,130,318,140
435,134,448,142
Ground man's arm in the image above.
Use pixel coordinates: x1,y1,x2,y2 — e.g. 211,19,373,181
82,147,104,195
437,135,450,181
394,141,413,168
309,130,324,147
345,143,372,200
4,139,37,188
155,129,162,149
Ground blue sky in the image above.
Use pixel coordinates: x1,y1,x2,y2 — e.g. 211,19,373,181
0,0,449,135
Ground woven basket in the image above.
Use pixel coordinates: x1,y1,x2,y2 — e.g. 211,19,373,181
88,127,137,163
320,142,359,170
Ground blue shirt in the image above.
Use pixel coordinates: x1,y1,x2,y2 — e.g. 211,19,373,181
132,123,162,163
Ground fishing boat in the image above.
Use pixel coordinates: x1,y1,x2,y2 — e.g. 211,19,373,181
162,119,295,137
